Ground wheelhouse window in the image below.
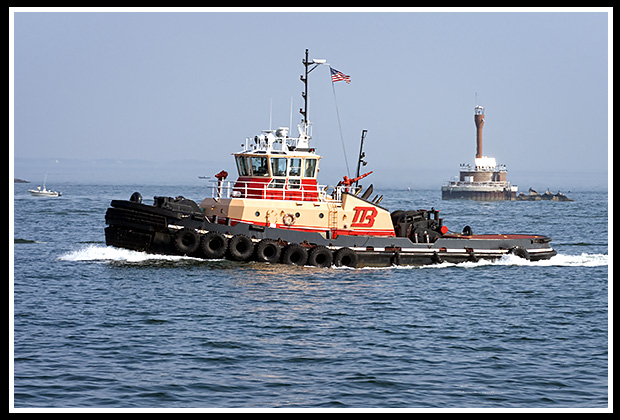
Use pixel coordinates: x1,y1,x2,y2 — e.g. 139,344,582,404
288,158,302,177
251,156,269,177
270,157,287,177
267,179,286,189
287,179,301,190
236,156,250,177
304,158,318,178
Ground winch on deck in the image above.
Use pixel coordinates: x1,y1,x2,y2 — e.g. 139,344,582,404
391,208,448,243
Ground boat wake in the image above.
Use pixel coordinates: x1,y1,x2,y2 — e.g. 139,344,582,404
59,245,608,268
59,245,203,264
416,252,608,269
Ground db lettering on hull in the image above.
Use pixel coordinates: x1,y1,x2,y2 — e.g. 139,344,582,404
351,206,378,228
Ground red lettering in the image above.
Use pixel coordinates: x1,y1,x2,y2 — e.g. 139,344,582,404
351,207,378,228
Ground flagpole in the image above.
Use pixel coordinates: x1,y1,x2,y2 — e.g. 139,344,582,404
331,75,351,177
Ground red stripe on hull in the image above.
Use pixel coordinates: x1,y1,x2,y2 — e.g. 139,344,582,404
223,218,395,238
443,234,546,240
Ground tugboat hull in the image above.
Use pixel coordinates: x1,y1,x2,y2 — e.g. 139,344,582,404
105,197,556,268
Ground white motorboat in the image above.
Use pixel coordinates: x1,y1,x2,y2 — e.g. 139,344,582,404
28,174,61,197
28,185,62,197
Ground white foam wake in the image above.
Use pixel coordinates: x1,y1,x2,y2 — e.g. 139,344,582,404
59,245,201,263
60,245,608,268
418,252,608,269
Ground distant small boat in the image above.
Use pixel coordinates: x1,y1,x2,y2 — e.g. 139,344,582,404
28,185,62,197
28,174,61,197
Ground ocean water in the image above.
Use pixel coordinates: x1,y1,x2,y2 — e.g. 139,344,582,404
11,184,609,409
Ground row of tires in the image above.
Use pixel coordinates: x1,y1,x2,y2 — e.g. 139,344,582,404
172,228,359,268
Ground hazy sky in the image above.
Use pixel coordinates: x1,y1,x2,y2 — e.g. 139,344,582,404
11,8,610,188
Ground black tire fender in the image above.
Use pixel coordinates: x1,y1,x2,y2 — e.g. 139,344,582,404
173,228,200,255
308,246,333,268
509,246,531,260
333,247,358,268
281,243,308,266
255,239,282,263
227,234,254,261
200,231,228,259
431,252,443,264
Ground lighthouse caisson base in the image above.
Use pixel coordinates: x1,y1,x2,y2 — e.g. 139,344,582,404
441,187,517,201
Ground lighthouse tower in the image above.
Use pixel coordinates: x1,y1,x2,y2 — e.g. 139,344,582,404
473,105,496,170
474,105,485,159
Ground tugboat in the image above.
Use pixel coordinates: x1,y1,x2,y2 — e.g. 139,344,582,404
105,49,557,267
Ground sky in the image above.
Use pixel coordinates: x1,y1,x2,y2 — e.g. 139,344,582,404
10,8,611,189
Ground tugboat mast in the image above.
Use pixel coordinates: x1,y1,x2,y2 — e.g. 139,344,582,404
300,49,309,125
355,129,368,187
299,49,327,138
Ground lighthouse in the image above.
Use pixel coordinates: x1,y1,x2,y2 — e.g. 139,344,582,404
441,105,518,201
474,105,484,159
472,105,496,172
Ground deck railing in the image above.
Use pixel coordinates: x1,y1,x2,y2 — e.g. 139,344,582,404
208,180,347,202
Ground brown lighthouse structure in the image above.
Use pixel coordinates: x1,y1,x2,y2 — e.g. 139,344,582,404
475,105,484,159
441,105,517,201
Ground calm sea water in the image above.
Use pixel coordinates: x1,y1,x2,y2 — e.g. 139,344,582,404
12,184,609,409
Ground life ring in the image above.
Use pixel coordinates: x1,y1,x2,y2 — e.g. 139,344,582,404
200,231,228,259
282,213,296,226
173,228,200,255
255,239,282,263
333,247,358,268
308,246,333,268
227,234,254,261
281,243,308,266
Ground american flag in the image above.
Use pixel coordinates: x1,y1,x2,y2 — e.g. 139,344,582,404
330,67,351,84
